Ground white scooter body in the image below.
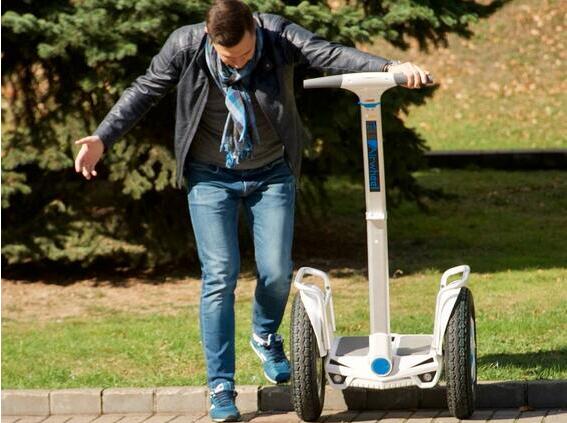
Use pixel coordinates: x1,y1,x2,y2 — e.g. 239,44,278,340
295,72,472,391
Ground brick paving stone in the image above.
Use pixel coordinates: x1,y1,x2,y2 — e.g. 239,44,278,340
432,410,460,423
142,415,179,423
466,410,494,422
321,410,359,422
516,410,548,423
10,417,47,423
64,415,101,423
544,409,567,423
491,409,521,423
247,412,301,422
351,411,386,423
406,410,441,422
39,417,72,423
193,412,260,423
89,415,126,423
167,415,207,423
378,410,414,423
240,411,262,423
189,415,210,423
115,414,152,423
2,417,21,423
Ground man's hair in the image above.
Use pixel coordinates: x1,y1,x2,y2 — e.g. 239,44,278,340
206,0,255,47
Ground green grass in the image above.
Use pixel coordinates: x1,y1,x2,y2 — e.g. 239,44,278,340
366,0,567,150
2,169,566,388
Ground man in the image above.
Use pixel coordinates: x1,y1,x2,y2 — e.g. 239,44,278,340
74,0,430,421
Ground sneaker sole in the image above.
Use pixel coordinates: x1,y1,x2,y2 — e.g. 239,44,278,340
249,340,290,385
211,417,240,422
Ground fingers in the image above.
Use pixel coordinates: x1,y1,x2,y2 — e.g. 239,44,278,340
388,62,432,88
74,135,100,145
81,166,91,180
79,164,97,180
418,67,429,86
408,64,421,88
401,63,431,88
74,148,85,173
404,67,415,89
74,148,98,180
74,136,102,180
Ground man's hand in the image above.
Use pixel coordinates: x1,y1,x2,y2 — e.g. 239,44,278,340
74,135,104,180
387,62,432,89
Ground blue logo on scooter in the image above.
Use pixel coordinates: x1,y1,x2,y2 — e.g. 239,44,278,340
366,121,381,192
371,357,391,375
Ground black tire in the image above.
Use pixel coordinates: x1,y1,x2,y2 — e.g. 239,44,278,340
290,293,326,422
444,287,477,419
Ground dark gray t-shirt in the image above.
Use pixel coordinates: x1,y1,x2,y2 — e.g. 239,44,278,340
188,82,283,169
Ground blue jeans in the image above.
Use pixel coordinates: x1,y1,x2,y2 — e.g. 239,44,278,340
186,157,296,388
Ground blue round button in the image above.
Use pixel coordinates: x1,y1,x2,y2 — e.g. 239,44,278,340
371,357,391,375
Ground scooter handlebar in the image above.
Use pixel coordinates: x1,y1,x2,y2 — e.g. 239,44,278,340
303,75,343,89
303,72,434,89
393,73,435,86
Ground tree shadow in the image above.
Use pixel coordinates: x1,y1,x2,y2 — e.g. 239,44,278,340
478,349,567,375
293,169,567,276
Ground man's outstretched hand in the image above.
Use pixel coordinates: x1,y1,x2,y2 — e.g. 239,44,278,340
387,62,432,89
74,135,104,180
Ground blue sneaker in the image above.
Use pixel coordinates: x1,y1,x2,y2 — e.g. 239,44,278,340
209,382,240,422
250,333,291,384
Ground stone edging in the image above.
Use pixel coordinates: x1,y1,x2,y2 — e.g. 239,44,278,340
2,381,566,416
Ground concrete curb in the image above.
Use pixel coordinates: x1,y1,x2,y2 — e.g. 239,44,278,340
2,381,566,416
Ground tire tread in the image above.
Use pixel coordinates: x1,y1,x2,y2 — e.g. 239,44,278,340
290,294,325,422
444,287,476,419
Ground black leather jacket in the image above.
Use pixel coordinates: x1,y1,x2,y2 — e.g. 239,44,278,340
94,13,389,187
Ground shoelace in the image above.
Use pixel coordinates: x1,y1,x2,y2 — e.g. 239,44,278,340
266,335,287,363
211,390,237,408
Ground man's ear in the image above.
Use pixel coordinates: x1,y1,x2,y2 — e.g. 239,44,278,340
204,26,209,34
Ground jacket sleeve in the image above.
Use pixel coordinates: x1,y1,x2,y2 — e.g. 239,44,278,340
280,18,390,74
93,29,186,150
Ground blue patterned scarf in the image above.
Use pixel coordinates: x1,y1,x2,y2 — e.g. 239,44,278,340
205,27,263,168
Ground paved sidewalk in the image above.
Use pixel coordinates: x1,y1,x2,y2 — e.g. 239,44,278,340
2,409,566,423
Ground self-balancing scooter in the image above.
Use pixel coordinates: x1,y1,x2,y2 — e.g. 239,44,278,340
291,72,476,421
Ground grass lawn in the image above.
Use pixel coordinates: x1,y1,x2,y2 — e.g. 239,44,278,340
2,169,566,388
365,0,566,150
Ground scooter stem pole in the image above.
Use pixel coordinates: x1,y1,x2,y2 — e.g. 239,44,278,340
358,97,390,335
303,72,433,374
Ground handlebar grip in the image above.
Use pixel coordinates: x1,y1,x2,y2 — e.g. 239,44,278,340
303,75,343,89
394,73,435,86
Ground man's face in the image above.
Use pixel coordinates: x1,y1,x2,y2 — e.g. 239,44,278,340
210,29,256,70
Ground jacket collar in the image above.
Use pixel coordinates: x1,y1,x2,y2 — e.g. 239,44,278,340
195,19,274,74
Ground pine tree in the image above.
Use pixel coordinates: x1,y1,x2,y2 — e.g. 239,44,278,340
1,0,501,268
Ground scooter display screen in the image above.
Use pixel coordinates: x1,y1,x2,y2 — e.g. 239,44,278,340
366,121,381,192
